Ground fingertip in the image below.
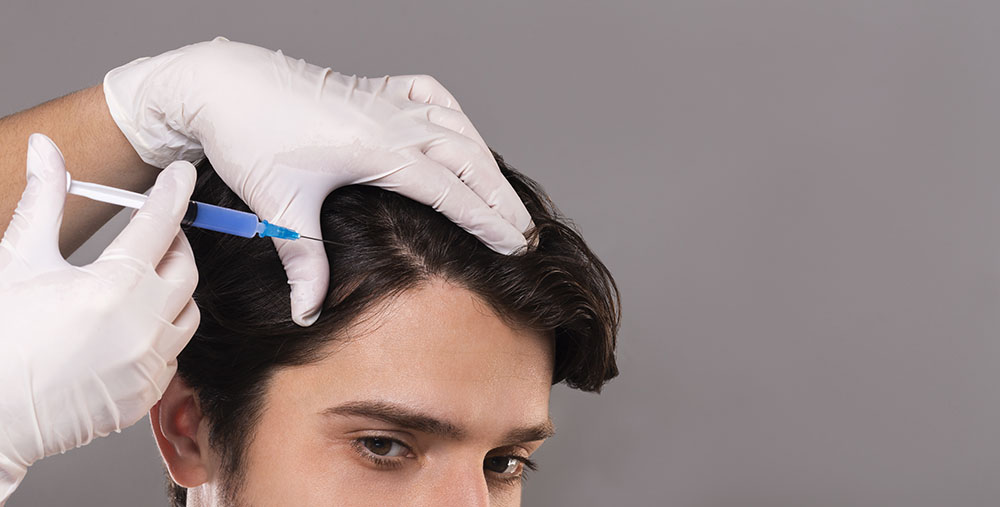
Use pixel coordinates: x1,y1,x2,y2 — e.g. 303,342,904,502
149,164,178,199
482,221,530,256
165,159,197,186
293,309,321,327
28,133,65,160
271,223,329,327
26,133,67,182
10,134,69,253
163,160,197,199
505,235,530,256
287,264,327,327
291,287,323,327
147,160,196,219
489,179,532,235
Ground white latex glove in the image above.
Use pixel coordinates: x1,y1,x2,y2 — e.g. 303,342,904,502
0,134,200,504
103,36,533,326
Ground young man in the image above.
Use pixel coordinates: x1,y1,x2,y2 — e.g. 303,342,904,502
152,156,620,505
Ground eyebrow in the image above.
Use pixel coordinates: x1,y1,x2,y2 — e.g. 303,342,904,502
322,400,555,444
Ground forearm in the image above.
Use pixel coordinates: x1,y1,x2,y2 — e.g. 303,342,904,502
0,85,159,256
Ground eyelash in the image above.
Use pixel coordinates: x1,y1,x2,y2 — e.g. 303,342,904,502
350,436,539,486
492,455,538,486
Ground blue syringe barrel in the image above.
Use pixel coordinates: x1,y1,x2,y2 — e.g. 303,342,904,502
181,201,260,238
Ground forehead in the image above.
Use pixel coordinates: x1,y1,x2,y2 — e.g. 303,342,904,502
268,278,555,433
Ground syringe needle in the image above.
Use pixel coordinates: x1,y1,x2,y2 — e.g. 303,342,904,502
299,235,342,245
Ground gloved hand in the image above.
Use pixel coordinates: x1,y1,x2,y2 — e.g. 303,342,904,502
0,134,200,504
103,36,533,326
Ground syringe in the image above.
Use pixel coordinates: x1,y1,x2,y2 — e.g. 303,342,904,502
66,174,306,241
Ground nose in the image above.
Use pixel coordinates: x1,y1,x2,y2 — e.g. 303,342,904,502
415,460,491,507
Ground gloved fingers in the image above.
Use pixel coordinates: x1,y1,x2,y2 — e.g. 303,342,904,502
241,181,330,327
154,231,199,321
99,160,196,267
420,132,533,235
405,103,490,155
393,74,464,111
120,362,175,429
155,298,200,362
145,359,178,421
124,352,180,430
0,134,69,263
271,212,330,327
375,155,528,255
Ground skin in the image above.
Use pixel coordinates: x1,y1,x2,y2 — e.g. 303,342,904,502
151,277,556,506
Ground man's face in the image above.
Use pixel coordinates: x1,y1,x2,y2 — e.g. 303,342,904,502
161,278,555,506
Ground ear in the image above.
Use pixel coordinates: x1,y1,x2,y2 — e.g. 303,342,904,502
150,373,211,488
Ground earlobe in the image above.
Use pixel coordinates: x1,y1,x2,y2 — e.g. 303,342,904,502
150,374,211,488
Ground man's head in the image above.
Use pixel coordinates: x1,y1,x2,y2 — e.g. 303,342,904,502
151,151,620,506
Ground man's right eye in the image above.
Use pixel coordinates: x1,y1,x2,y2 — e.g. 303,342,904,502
359,436,409,458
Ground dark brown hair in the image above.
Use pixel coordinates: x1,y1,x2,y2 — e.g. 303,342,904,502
167,150,620,505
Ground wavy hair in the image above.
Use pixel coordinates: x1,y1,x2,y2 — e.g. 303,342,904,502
166,150,621,505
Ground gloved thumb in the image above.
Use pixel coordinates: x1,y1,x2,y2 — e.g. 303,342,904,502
0,133,69,269
269,208,329,327
99,160,196,267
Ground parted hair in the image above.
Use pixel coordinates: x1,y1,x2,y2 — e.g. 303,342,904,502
166,150,621,505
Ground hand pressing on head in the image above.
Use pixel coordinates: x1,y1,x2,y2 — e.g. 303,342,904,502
103,37,533,326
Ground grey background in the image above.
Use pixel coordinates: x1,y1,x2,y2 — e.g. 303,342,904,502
2,1,999,505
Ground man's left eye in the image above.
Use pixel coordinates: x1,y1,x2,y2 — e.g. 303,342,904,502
484,456,519,475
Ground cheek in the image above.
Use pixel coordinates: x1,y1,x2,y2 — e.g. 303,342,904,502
237,406,357,505
237,413,333,504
